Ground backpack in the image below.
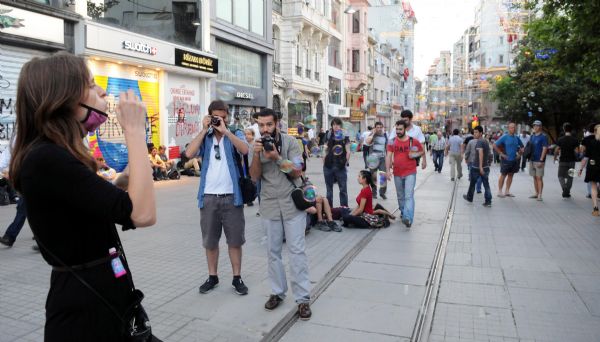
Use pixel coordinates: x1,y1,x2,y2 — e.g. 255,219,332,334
523,141,532,160
368,133,388,155
167,169,180,180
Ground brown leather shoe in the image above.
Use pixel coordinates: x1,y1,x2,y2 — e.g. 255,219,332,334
298,303,312,320
264,295,283,311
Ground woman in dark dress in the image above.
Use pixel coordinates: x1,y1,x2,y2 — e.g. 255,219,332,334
579,123,600,216
9,53,156,341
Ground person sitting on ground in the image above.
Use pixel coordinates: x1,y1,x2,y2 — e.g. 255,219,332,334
306,195,342,232
148,146,168,180
341,170,395,228
95,156,117,182
158,145,175,171
180,143,201,176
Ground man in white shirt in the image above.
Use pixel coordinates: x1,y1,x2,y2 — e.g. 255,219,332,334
185,100,250,296
361,126,373,168
397,110,427,169
519,130,530,171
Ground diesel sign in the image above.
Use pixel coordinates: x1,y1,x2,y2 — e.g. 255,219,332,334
122,41,157,55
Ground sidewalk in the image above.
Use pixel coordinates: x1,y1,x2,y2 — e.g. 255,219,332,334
0,153,382,342
430,161,600,341
281,160,449,341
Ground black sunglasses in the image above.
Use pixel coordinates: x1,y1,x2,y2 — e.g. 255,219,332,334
214,144,221,160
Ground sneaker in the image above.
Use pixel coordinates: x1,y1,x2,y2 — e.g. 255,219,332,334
264,294,283,311
537,197,543,202
380,194,387,200
372,194,378,199
482,202,492,207
256,212,261,217
593,208,599,217
476,190,482,194
232,277,248,295
586,194,592,199
451,178,455,181
199,277,219,294
0,235,14,247
462,194,473,203
316,221,331,232
298,303,312,320
402,218,412,228
247,202,254,207
327,221,342,232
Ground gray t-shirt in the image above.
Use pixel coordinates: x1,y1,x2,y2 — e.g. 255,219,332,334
448,135,464,154
371,133,387,156
465,139,478,164
474,138,491,167
258,133,304,221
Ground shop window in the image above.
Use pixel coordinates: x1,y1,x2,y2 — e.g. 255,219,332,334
216,40,263,88
91,1,203,50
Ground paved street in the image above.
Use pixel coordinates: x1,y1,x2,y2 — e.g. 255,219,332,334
2,154,600,342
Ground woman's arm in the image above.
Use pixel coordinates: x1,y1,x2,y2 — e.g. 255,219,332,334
351,198,367,216
118,90,156,227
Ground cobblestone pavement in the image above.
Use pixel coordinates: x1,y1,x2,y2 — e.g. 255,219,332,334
430,161,600,342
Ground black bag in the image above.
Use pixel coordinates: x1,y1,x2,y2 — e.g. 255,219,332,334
34,234,158,341
234,152,257,203
523,141,532,160
167,169,180,180
288,176,316,211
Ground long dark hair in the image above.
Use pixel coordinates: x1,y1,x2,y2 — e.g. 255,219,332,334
9,52,96,190
359,170,375,188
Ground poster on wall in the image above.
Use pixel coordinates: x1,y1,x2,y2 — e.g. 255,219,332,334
166,74,201,150
87,60,160,171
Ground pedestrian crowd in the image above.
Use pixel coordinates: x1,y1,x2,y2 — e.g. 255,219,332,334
1,52,600,341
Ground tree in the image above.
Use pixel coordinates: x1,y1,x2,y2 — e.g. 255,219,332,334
491,0,600,139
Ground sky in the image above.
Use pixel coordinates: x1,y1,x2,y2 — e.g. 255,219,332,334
410,0,480,80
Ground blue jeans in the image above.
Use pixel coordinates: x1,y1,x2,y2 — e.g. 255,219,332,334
324,166,348,207
432,150,444,171
394,173,417,223
468,165,483,192
467,167,492,203
4,197,27,241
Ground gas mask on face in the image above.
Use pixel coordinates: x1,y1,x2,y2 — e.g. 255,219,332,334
79,103,108,133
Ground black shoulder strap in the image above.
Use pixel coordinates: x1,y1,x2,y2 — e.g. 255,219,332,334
34,236,127,324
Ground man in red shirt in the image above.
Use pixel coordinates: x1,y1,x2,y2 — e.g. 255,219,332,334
386,120,425,228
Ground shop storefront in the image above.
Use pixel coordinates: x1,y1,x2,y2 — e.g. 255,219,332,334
82,22,217,170
0,3,71,154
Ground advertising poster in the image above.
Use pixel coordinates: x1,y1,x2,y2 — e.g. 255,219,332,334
166,74,201,150
87,60,160,171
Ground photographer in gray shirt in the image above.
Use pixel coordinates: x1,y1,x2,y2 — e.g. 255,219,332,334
249,108,312,320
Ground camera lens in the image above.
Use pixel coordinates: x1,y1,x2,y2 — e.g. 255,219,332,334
211,116,221,126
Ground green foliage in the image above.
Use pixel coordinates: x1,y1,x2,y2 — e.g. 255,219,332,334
491,0,600,136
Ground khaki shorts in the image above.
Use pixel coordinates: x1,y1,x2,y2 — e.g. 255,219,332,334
200,194,245,249
529,161,545,177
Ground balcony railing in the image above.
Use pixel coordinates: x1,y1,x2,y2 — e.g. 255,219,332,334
273,62,280,74
306,69,311,78
296,66,302,76
273,0,282,14
314,72,320,81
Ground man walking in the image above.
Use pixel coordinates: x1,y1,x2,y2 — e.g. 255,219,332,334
494,122,523,198
463,126,492,207
554,123,579,198
185,100,250,296
323,118,351,207
431,130,446,173
519,130,530,171
365,122,388,199
249,108,312,320
445,129,464,181
529,120,549,201
386,120,425,228
0,144,28,248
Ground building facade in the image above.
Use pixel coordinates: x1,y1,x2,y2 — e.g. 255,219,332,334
0,0,80,154
212,0,273,132
272,0,336,134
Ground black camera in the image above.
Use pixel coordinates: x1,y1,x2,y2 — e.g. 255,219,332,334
210,116,221,126
262,136,275,152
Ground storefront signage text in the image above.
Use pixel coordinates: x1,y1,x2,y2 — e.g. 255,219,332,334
235,92,254,100
175,48,218,74
350,110,365,122
122,40,157,55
